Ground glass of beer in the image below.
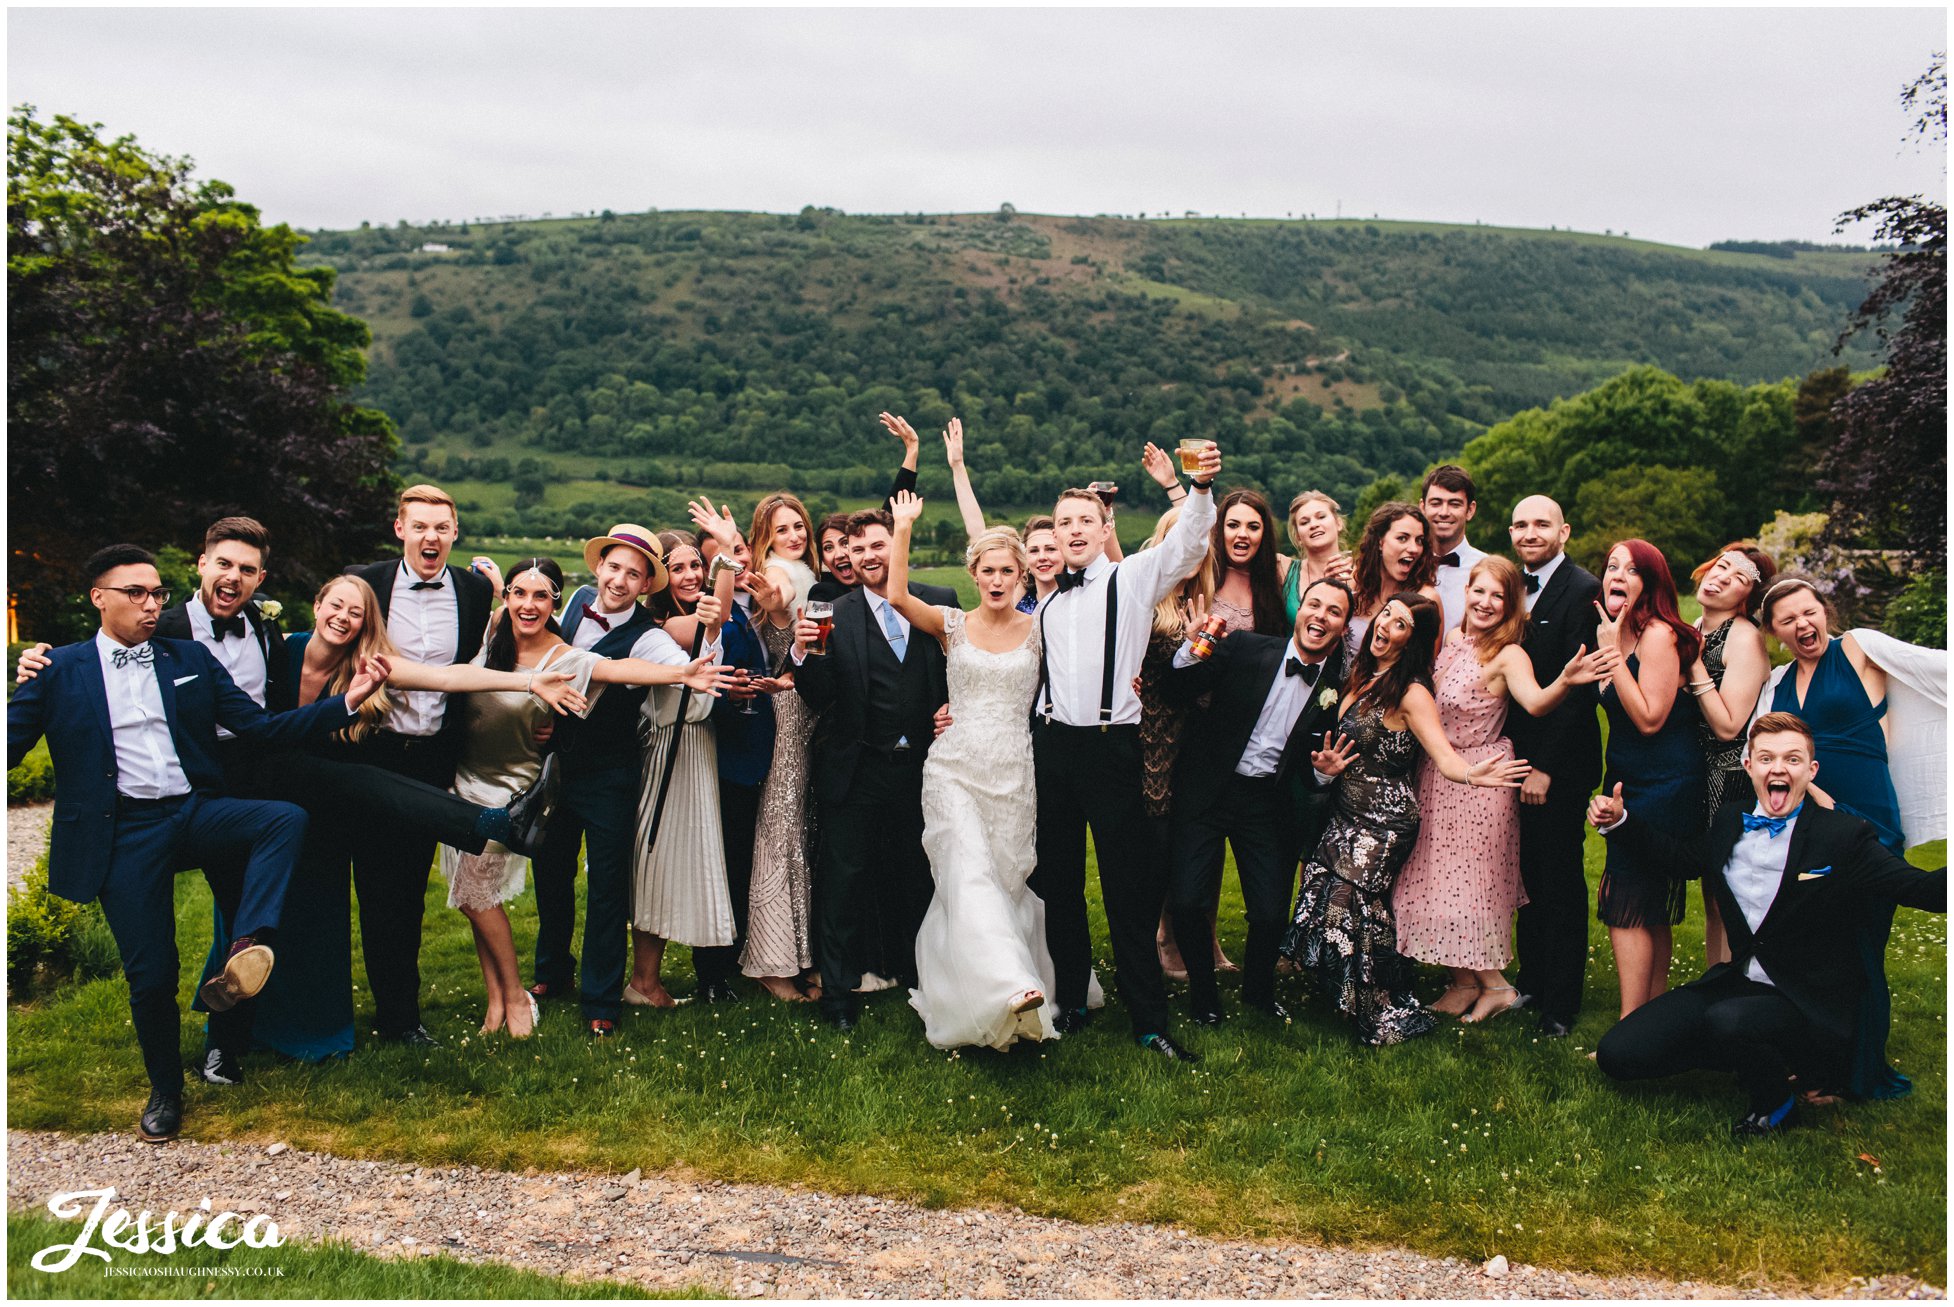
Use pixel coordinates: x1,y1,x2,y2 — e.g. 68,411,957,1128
1178,438,1209,474
804,600,835,656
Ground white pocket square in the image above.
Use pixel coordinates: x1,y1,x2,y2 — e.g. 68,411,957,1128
173,675,198,686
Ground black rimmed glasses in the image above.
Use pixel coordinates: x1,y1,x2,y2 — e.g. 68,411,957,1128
103,586,172,606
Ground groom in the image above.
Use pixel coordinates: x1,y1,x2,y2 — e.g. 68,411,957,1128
1031,441,1220,1063
793,510,956,1030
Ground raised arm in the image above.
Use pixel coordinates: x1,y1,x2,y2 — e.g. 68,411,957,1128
1402,683,1530,787
879,411,922,509
1690,621,1770,742
887,490,948,644
1116,441,1221,608
942,418,988,541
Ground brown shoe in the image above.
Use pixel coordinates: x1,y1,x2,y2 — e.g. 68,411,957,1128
199,941,274,1013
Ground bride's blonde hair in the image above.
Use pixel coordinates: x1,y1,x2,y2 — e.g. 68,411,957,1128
964,526,1029,578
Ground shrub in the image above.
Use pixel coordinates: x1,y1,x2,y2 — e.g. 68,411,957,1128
8,854,80,994
8,739,53,803
1884,569,1948,648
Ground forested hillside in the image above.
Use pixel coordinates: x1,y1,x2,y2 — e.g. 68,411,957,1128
298,209,1880,536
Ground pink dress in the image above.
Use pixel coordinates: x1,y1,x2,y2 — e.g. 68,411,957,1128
1392,637,1526,969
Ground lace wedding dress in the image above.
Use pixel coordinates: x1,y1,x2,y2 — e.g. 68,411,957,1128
910,607,1061,1050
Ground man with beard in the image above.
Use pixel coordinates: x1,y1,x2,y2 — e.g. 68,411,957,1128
1166,576,1354,1027
1504,494,1603,1038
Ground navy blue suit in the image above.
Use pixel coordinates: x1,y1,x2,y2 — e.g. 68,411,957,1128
7,636,353,1092
698,598,777,988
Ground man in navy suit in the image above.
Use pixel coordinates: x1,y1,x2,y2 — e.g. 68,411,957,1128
7,545,380,1142
346,484,494,1045
1591,713,1945,1139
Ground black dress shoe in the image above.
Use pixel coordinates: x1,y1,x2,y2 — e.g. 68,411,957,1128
1051,1007,1093,1035
1538,1017,1572,1039
382,1024,441,1048
139,1090,183,1144
696,979,737,1004
198,1048,245,1086
825,1009,858,1032
1138,1032,1201,1064
1246,998,1292,1022
1732,1098,1800,1141
502,753,563,857
1189,1007,1227,1028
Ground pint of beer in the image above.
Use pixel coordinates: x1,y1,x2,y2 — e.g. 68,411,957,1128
1178,438,1209,474
804,600,836,656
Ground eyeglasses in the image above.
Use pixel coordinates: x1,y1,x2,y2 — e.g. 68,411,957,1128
103,586,172,605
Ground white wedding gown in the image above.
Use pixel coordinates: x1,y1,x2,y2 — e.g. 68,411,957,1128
910,607,1063,1050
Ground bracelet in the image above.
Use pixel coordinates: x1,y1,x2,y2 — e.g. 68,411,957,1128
1167,485,1187,501
1189,478,1214,491
526,674,536,698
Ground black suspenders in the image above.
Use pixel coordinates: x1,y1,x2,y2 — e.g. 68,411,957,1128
1037,568,1120,729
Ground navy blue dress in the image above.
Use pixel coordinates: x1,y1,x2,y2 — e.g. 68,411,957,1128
1772,638,1905,854
1597,653,1705,928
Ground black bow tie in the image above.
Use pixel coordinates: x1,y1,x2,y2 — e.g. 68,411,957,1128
1056,569,1088,593
409,578,445,591
110,644,155,670
212,615,247,641
1523,572,1542,595
1285,657,1321,684
1437,552,1461,568
580,603,612,632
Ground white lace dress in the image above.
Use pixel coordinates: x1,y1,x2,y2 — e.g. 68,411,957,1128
909,607,1060,1050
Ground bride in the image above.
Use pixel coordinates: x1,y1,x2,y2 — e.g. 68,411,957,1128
886,490,1059,1049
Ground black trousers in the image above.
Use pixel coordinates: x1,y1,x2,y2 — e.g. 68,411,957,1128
530,762,639,1022
1596,973,1816,1113
814,750,929,1019
697,779,762,987
1030,722,1171,1037
1514,787,1592,1025
1169,773,1296,1013
348,731,458,1036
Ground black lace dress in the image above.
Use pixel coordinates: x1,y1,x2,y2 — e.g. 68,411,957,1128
1281,696,1437,1046
1697,616,1753,827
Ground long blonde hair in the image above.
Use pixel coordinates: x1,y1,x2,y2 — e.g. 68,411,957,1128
748,493,815,575
310,576,397,742
1146,506,1218,638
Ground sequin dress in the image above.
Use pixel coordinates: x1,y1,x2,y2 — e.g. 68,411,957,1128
1282,695,1437,1046
1698,616,1753,825
742,618,816,978
1392,638,1525,969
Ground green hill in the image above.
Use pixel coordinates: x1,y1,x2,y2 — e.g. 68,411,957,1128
297,210,1879,536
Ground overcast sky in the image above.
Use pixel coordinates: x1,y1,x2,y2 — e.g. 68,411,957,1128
8,7,1945,248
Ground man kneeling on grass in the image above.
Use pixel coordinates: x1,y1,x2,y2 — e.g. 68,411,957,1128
1586,712,1944,1140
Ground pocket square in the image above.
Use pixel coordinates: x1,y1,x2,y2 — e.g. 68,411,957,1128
1797,865,1834,881
172,675,198,686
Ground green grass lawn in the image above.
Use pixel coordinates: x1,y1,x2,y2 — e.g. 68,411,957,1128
6,1211,706,1299
7,818,1943,1292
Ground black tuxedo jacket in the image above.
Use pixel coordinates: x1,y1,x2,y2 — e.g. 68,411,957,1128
795,583,955,807
351,559,493,737
1165,631,1346,816
1505,557,1603,795
154,598,289,710
1615,801,1945,1093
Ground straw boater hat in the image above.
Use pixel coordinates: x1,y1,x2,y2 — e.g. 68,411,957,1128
582,523,668,593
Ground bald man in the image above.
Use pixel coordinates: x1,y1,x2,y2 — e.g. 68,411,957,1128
1504,495,1603,1038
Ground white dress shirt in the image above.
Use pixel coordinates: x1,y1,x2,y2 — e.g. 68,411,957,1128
383,561,460,737
1037,487,1216,727
1723,806,1802,986
1170,637,1329,777
187,593,269,741
568,591,640,652
1433,537,1487,632
97,631,192,799
1522,550,1567,615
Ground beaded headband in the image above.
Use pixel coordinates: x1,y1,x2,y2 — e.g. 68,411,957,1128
1718,551,1762,586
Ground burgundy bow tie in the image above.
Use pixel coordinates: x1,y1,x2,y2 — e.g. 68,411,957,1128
580,603,613,632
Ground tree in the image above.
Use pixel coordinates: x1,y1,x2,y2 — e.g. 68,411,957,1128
8,107,399,636
1823,54,1947,565
1567,465,1724,579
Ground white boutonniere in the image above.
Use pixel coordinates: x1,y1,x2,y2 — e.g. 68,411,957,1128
255,599,283,623
1317,687,1339,710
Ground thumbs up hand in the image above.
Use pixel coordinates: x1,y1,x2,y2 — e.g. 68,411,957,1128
1588,781,1627,831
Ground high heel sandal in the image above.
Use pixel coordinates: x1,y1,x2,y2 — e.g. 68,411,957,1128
1459,985,1521,1025
1426,983,1480,1016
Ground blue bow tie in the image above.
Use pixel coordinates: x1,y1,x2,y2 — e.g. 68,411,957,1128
1742,804,1803,838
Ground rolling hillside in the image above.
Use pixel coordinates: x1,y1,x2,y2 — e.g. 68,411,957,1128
297,210,1880,536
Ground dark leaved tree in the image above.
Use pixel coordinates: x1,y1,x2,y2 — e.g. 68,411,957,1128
8,107,399,637
1822,56,1947,565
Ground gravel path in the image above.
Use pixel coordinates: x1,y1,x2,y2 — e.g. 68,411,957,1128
7,801,51,890
7,1130,1939,1299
